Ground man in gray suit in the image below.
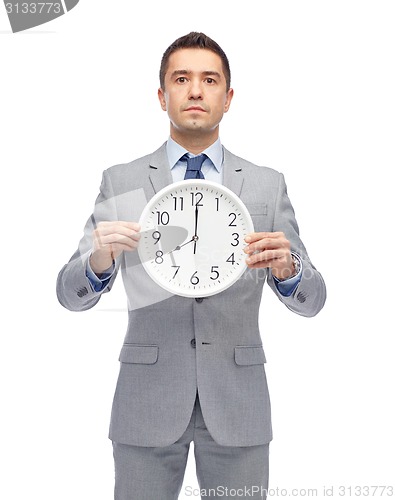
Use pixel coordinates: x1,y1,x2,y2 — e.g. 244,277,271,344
57,32,326,499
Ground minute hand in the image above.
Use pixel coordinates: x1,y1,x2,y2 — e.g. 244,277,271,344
193,205,199,255
170,206,200,254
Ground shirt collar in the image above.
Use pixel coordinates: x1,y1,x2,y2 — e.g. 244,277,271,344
166,136,223,173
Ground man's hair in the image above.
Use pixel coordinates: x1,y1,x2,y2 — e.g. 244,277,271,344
159,32,231,91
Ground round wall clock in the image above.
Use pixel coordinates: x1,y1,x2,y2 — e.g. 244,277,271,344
138,179,254,298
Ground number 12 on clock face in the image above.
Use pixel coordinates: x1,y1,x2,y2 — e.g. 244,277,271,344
138,179,254,298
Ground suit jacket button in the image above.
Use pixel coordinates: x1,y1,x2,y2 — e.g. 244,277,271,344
190,338,196,348
195,297,204,303
77,286,88,298
297,291,307,303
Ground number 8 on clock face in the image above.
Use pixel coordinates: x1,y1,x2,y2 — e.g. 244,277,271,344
138,179,255,298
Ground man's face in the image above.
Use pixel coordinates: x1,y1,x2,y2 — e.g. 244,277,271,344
158,48,233,141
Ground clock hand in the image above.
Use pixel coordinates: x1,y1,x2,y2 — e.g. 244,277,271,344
169,206,200,254
169,236,196,253
174,238,194,251
194,205,199,255
194,205,199,236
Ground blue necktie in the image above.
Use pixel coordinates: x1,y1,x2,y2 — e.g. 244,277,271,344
183,154,207,180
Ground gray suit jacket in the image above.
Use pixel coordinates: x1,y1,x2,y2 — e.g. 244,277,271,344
56,143,326,447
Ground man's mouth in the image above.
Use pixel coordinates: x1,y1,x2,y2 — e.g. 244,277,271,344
184,106,207,112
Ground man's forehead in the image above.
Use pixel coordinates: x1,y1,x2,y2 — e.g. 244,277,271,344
167,48,223,72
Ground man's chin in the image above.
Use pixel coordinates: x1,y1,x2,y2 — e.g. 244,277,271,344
171,120,218,137
178,122,207,133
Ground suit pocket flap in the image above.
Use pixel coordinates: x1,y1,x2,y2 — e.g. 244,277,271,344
119,344,158,364
235,345,266,365
245,203,268,216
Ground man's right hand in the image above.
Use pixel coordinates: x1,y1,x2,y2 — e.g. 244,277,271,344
89,221,141,275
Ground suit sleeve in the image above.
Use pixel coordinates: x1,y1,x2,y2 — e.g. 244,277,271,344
56,169,121,311
266,172,326,317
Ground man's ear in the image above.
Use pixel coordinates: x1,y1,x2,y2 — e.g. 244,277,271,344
224,88,234,113
158,88,167,111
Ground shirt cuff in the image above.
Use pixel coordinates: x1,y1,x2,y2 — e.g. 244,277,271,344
273,253,302,297
85,255,115,292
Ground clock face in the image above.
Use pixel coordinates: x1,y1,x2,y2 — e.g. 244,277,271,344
138,179,254,297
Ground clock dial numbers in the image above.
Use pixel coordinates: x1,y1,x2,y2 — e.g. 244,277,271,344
156,211,170,225
226,253,235,265
210,266,220,280
191,192,204,207
155,250,164,264
152,230,161,244
171,266,180,279
228,212,237,226
231,232,240,247
190,271,199,285
173,196,184,211
138,181,254,297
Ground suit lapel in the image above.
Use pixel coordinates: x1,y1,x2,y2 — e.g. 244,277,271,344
147,143,245,198
222,147,244,198
148,142,173,194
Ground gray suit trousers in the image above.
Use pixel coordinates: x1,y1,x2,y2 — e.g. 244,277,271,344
112,391,269,500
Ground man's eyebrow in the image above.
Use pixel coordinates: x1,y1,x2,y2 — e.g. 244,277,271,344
170,70,222,79
170,70,190,78
202,71,222,78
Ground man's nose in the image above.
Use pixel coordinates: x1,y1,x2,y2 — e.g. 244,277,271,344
188,80,203,100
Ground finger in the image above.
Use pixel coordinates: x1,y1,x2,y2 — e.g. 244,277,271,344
110,242,139,253
94,231,138,250
246,260,272,270
246,249,285,266
245,231,284,243
95,233,140,249
97,221,141,230
96,222,141,234
96,221,141,236
95,224,142,240
244,238,286,254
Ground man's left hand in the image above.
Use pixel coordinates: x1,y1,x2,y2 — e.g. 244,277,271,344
244,232,295,280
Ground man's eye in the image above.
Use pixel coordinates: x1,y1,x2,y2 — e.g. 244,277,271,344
177,77,187,83
206,78,215,84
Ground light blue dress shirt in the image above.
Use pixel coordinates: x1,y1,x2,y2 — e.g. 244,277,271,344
86,137,302,296
167,136,224,184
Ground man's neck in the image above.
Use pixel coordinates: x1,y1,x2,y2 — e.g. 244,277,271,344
170,130,219,155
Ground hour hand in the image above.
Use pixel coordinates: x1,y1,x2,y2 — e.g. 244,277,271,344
171,237,195,252
170,233,200,253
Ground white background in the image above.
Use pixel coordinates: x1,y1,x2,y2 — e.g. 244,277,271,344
1,1,394,498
